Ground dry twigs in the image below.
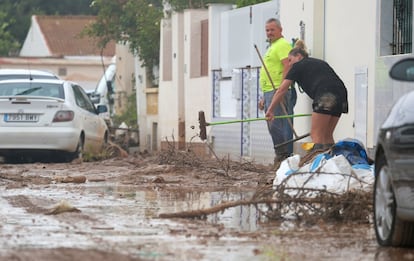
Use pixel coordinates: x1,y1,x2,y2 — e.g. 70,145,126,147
255,170,373,223
157,136,268,176
158,197,344,219
158,136,202,167
156,141,372,224
159,181,372,223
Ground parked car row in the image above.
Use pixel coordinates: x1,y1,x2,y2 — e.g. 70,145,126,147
0,68,109,163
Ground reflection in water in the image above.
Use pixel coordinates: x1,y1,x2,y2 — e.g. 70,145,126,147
85,184,262,231
207,191,259,231
374,246,414,261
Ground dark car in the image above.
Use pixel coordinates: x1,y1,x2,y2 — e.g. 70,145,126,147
374,58,414,246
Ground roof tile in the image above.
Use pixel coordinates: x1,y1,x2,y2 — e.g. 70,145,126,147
35,15,115,57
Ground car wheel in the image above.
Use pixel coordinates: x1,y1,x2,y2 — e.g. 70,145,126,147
103,131,109,147
65,135,84,162
374,152,414,246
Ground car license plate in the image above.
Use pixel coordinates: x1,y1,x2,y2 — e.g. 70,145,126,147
4,113,39,122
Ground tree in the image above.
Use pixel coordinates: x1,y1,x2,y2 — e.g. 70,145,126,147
84,0,243,84
0,0,96,56
0,11,20,56
168,0,235,12
235,0,268,8
113,92,138,128
83,0,272,83
84,0,164,83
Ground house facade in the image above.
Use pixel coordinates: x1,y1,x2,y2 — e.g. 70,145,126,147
17,15,116,91
158,9,210,153
158,0,413,164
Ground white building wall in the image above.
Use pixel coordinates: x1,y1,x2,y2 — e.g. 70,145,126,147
206,4,234,133
158,13,184,143
0,57,113,91
219,0,281,70
279,0,315,145
134,56,148,151
183,10,210,142
279,0,377,149
210,4,234,71
20,16,51,57
323,0,377,148
209,1,283,163
372,2,414,150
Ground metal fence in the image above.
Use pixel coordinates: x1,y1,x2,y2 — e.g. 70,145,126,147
392,0,413,54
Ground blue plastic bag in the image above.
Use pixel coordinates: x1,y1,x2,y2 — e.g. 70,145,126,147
330,138,369,165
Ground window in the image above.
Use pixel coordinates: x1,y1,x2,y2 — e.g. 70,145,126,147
380,0,413,55
200,19,209,76
0,82,64,98
72,85,96,113
58,67,67,76
392,0,412,54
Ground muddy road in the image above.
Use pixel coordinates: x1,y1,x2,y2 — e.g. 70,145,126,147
0,153,412,260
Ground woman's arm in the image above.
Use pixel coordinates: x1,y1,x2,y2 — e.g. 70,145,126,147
265,79,293,120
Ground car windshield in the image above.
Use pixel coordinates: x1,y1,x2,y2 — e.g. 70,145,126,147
0,82,64,99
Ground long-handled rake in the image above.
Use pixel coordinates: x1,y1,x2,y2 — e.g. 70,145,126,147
198,111,311,145
254,44,298,138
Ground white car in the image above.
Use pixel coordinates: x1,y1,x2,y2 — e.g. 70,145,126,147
0,78,109,163
0,68,59,81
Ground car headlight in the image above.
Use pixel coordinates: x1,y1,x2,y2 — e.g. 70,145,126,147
385,126,414,148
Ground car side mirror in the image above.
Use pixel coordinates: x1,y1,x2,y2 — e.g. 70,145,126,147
389,58,414,81
97,105,108,114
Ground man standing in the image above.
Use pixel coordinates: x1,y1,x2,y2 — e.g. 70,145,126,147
259,18,297,164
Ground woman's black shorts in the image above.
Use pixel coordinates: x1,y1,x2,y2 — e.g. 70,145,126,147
312,90,348,117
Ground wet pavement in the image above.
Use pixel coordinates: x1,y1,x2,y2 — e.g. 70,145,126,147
0,157,413,260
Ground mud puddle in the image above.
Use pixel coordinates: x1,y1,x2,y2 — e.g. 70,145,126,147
0,157,413,260
82,184,261,230
1,183,264,260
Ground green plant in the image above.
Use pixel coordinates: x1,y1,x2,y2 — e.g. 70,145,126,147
112,91,137,128
83,0,163,83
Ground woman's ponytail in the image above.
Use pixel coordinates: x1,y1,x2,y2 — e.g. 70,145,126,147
290,39,309,58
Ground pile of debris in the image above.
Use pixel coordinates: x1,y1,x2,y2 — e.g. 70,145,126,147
266,138,374,223
157,138,374,223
